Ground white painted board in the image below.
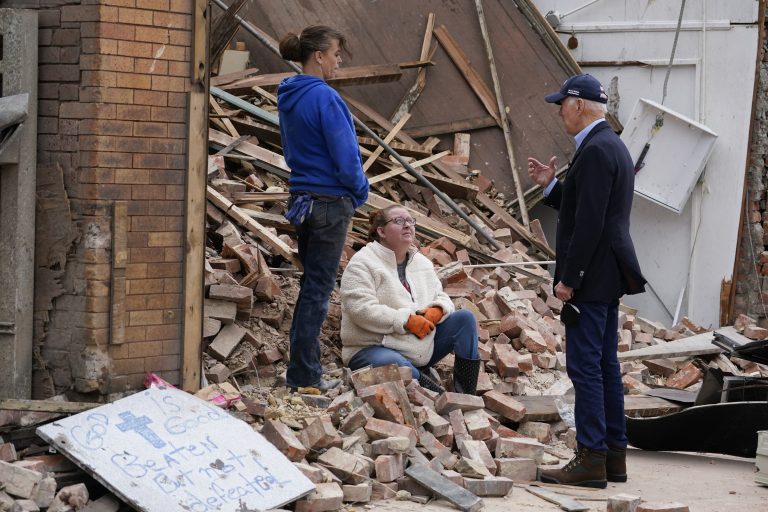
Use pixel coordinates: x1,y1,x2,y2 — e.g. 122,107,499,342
621,98,718,214
37,386,314,512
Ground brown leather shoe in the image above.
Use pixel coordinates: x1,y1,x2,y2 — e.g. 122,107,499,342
539,447,607,488
606,445,627,482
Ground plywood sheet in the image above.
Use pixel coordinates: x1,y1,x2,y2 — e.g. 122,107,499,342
37,386,314,511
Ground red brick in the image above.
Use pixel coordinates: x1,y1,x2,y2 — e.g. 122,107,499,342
117,40,154,58
364,418,417,444
151,106,185,123
79,119,133,136
170,0,192,13
375,455,404,483
665,362,703,389
118,7,154,25
130,184,165,200
300,415,341,451
151,75,186,92
168,28,191,45
116,73,152,90
482,390,526,422
133,90,168,106
135,58,168,75
133,153,167,169
153,11,190,29
82,22,135,40
294,483,344,512
435,392,485,414
358,384,405,424
134,26,169,43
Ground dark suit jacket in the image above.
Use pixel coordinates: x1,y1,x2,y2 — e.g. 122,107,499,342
543,121,646,302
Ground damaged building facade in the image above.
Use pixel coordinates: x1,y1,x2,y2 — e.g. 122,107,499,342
0,0,206,399
0,0,765,402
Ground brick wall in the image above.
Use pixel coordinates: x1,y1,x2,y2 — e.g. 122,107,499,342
732,17,768,326
17,0,195,397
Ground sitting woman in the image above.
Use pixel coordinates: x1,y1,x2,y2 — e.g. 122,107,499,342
340,205,480,394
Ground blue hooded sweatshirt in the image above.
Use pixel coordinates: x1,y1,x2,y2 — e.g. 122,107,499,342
277,75,369,208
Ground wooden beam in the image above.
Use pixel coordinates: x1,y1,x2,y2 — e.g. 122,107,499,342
207,186,299,266
475,0,530,225
406,115,498,138
516,395,681,422
433,24,502,127
209,128,290,174
391,13,435,124
182,0,209,393
221,63,405,94
0,399,99,413
356,137,431,159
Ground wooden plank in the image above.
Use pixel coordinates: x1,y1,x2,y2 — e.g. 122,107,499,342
221,63,404,94
209,128,290,174
617,331,718,361
407,116,498,138
356,137,431,158
0,399,99,413
207,186,299,266
391,12,436,124
363,113,411,172
433,24,502,127
475,0,529,225
524,486,589,512
368,150,450,185
182,0,208,393
516,395,681,422
232,191,291,203
210,66,260,86
36,386,315,511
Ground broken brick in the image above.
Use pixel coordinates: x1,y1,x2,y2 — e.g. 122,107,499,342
260,419,307,462
482,390,526,422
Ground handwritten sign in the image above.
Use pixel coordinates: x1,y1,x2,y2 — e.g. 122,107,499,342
37,386,314,511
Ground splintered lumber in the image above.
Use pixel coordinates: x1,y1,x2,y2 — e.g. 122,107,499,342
391,12,436,124
363,113,411,172
405,464,484,512
221,63,414,94
357,137,432,159
407,116,499,138
0,399,99,413
420,171,479,200
433,24,502,127
210,66,261,87
207,186,299,266
617,331,718,361
515,395,681,422
233,191,291,203
210,86,279,126
475,0,529,225
524,485,590,512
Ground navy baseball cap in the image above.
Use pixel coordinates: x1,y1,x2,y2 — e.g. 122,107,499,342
545,74,608,105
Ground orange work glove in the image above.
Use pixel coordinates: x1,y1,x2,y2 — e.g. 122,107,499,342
405,314,435,339
418,306,444,325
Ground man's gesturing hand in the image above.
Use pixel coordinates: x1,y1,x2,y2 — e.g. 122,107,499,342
527,156,557,188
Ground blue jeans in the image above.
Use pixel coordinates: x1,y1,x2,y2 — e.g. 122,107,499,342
286,195,354,388
565,300,626,452
348,309,479,378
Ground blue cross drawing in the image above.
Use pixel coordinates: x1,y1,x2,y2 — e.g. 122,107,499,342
116,411,167,449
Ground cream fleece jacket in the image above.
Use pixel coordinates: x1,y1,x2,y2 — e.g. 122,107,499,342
340,241,455,367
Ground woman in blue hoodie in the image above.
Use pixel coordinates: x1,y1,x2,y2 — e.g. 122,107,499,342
277,26,369,391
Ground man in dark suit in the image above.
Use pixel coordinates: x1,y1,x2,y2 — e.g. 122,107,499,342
528,74,646,488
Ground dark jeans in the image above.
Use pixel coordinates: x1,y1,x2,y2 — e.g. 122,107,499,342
286,195,354,388
348,309,479,378
565,300,626,452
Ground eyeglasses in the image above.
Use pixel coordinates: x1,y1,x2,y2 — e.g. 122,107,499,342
386,217,416,226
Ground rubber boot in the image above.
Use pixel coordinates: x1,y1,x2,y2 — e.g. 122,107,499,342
417,370,445,394
453,356,480,395
539,447,607,489
606,445,627,482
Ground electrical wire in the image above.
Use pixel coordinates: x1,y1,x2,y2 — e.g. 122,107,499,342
662,0,687,105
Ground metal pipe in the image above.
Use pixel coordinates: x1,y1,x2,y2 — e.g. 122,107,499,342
211,0,502,250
